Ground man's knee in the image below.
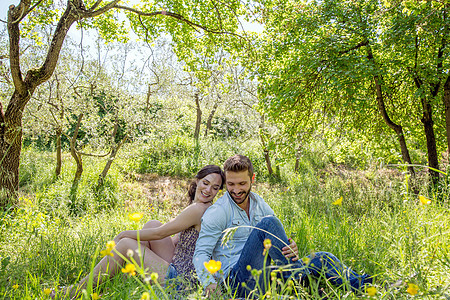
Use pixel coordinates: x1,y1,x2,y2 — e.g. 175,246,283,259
257,216,283,229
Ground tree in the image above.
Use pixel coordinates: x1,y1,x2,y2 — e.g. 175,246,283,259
256,0,449,180
1,0,249,205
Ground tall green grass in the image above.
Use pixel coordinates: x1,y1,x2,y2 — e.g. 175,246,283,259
1,139,449,299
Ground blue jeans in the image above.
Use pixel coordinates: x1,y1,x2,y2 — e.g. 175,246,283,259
227,216,372,297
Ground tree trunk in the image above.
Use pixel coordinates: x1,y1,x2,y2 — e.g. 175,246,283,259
444,75,450,156
0,92,25,205
412,73,440,183
367,47,415,176
259,115,273,176
204,100,219,137
294,144,302,173
194,92,202,140
55,126,62,177
420,96,440,182
1,0,82,204
145,84,152,115
70,114,83,195
97,120,128,189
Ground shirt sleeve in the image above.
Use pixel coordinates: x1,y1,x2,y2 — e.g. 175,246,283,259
193,204,227,288
255,193,275,216
263,201,275,216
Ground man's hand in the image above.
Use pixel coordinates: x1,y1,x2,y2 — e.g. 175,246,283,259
282,238,299,261
204,283,222,298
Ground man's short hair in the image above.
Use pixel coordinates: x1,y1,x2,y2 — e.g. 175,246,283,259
223,154,253,179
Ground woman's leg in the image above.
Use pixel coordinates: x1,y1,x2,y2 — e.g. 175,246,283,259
140,220,176,263
68,237,169,297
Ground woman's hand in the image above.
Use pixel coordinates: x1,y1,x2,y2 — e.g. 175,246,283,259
114,230,132,244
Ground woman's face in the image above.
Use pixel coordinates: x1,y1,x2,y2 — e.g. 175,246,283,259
194,173,223,203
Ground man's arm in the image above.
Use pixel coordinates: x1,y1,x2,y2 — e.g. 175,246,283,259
193,204,227,288
259,195,298,260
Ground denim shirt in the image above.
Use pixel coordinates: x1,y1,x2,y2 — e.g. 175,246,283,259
193,191,275,288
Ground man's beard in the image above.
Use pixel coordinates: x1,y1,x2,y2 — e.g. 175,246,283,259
229,185,252,205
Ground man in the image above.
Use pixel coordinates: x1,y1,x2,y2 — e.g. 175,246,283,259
193,155,372,298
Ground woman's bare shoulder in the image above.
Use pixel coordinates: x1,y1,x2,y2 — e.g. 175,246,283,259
184,202,212,215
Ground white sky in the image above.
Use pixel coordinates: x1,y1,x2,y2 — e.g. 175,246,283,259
1,1,262,32
1,0,20,21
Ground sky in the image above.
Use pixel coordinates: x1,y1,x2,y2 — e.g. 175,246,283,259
1,0,262,32
1,0,262,96
1,1,19,21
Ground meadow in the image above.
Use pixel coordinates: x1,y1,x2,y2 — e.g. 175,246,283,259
1,137,449,299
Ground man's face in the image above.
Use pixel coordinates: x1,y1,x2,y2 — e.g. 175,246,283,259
225,170,253,206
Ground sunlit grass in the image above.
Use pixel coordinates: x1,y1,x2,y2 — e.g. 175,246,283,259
1,144,450,299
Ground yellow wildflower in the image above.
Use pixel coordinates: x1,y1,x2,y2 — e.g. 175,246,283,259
100,240,116,257
121,263,137,276
92,292,100,300
12,284,19,290
100,249,113,257
106,241,116,249
366,286,377,296
263,238,272,249
140,292,150,300
43,288,51,296
263,238,272,255
332,196,343,205
301,257,311,265
129,212,144,222
406,283,419,295
418,195,431,205
203,260,222,274
150,272,159,281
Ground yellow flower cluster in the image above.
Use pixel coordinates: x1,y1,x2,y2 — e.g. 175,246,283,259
129,212,144,222
150,272,159,282
263,238,272,255
407,283,419,296
92,292,100,300
332,196,343,206
418,195,431,205
204,260,222,274
366,286,377,296
100,240,116,257
140,292,150,300
263,238,272,249
121,263,137,276
301,257,311,265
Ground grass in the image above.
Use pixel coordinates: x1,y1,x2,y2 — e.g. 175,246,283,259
1,140,450,299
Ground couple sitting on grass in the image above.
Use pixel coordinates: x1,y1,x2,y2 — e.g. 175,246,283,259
58,154,372,299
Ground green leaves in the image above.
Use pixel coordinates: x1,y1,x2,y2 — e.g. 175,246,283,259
255,0,449,164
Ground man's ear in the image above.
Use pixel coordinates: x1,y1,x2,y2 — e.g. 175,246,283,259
252,173,256,183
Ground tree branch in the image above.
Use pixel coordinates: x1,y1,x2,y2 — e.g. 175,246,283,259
114,5,247,39
7,2,29,94
85,0,121,18
88,0,104,12
338,40,369,55
16,0,45,24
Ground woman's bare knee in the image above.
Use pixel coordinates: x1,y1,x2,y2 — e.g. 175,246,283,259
142,220,162,229
116,238,140,254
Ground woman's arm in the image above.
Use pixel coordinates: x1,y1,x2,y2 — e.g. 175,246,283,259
115,204,204,242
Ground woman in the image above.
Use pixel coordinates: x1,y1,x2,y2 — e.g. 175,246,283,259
59,165,225,298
